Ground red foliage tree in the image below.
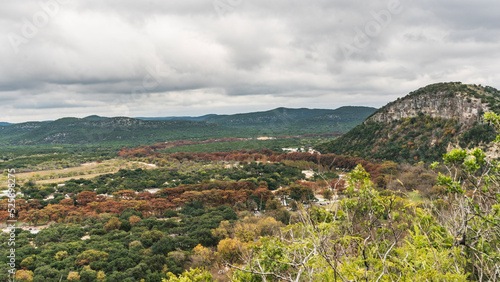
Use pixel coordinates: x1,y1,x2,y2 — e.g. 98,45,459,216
77,191,97,206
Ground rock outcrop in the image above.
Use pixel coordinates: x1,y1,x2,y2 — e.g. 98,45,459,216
316,82,500,162
369,92,487,126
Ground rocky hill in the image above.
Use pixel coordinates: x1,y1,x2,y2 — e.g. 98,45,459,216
316,82,500,162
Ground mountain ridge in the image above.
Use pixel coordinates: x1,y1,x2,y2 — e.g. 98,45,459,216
0,107,376,145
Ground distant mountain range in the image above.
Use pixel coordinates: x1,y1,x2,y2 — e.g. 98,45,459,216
137,106,377,132
317,82,500,163
0,107,377,146
136,114,217,122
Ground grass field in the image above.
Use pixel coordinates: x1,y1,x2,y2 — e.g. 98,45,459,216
0,159,156,187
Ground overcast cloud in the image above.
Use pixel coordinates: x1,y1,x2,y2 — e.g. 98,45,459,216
1,0,500,122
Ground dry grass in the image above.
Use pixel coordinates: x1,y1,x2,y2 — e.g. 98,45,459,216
0,159,157,186
33,172,116,184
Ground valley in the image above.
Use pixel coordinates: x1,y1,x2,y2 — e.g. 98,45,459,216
1,85,499,281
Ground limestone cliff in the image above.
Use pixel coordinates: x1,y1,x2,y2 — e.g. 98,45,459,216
369,82,493,127
316,82,500,162
369,92,486,126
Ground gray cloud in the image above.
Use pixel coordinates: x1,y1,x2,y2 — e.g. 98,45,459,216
1,0,500,122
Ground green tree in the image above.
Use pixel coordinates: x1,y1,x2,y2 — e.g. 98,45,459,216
288,183,314,202
164,268,213,282
104,217,122,232
230,164,468,281
429,112,500,280
76,249,108,265
152,237,175,255
79,266,97,282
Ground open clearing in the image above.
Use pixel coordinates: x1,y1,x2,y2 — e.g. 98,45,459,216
1,159,157,186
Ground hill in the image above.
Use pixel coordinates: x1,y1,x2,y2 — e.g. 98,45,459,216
0,107,376,146
136,106,377,135
316,82,500,162
135,114,217,122
0,117,250,146
202,106,377,135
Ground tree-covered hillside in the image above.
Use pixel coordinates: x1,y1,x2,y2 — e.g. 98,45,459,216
0,118,252,146
0,107,376,146
204,106,377,134
317,82,500,162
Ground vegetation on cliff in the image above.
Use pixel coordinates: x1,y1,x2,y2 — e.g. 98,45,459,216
317,82,500,162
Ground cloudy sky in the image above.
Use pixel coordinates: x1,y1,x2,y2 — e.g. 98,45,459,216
1,0,500,123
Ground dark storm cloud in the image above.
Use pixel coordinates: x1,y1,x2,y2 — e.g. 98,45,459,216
1,0,499,122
